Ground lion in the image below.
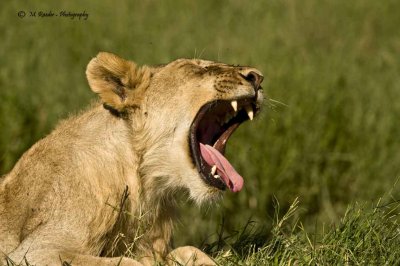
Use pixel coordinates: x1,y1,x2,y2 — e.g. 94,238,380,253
0,52,264,266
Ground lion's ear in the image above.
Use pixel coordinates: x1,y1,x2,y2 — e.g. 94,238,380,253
86,52,150,111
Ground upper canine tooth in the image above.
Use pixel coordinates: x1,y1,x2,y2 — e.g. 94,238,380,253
245,105,254,121
231,100,238,112
214,174,220,179
211,165,217,175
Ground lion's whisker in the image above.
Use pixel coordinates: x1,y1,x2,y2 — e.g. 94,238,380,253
269,98,289,107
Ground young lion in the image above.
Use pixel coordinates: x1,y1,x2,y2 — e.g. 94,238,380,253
0,52,264,266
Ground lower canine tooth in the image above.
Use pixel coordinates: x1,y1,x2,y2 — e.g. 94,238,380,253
245,105,254,120
214,174,220,179
231,100,238,112
211,165,217,175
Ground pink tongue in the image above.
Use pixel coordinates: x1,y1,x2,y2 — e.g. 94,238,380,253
199,143,244,192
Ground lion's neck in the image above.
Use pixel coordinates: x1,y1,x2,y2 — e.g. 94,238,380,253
73,105,176,258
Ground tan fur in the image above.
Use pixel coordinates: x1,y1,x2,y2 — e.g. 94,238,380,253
0,52,263,266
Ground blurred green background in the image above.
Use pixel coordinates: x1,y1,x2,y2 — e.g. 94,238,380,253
1,0,400,247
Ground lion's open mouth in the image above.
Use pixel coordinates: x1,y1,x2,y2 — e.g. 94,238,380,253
190,98,259,192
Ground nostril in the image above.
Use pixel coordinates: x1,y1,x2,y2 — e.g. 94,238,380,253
246,71,257,83
243,71,264,89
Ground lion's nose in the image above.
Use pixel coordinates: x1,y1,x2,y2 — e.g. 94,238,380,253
240,69,264,90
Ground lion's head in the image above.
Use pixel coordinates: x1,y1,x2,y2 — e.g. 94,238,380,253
86,52,264,203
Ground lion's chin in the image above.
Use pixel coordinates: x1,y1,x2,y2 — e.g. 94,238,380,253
184,171,224,205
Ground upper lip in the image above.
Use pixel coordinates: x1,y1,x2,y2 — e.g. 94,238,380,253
189,95,262,191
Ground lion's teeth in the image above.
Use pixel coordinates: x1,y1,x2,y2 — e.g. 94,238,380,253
214,174,220,179
211,165,217,175
231,100,238,112
245,105,254,121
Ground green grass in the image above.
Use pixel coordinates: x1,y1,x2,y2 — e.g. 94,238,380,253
210,197,400,265
1,0,400,263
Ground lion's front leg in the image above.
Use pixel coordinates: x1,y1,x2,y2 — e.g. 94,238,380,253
166,246,215,266
8,247,144,266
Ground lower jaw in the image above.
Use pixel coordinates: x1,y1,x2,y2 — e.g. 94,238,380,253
186,179,223,204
